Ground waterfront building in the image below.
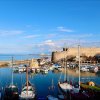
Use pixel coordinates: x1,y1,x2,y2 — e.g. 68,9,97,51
30,59,39,68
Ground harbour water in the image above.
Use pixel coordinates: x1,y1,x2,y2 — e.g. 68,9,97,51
0,67,100,99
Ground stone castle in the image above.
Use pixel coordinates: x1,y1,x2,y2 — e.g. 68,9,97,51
51,47,100,63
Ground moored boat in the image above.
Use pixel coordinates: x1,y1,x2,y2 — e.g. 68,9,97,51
20,64,36,100
4,57,19,100
58,56,73,93
20,81,36,100
41,67,48,74
58,81,73,93
4,84,19,100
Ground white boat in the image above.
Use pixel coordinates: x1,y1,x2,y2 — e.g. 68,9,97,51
4,57,19,100
41,67,48,73
20,65,36,100
20,81,36,99
58,46,82,94
18,66,26,72
70,45,82,94
58,57,73,93
58,81,73,92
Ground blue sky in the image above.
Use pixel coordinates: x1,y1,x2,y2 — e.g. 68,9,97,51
0,0,100,54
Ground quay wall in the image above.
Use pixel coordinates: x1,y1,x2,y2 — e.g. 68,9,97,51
52,47,100,62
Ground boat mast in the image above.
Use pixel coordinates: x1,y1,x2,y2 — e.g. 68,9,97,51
26,64,28,96
11,56,14,85
64,55,66,81
64,43,67,82
78,45,80,90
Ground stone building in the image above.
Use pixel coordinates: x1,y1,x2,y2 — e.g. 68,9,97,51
30,59,39,68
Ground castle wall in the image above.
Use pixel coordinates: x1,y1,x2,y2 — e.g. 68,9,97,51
52,47,100,63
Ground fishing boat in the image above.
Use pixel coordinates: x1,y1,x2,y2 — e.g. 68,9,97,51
4,57,19,100
20,64,36,100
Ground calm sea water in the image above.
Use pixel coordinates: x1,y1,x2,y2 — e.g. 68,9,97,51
0,67,100,99
0,54,42,61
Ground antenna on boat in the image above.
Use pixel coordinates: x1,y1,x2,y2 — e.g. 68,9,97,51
11,56,14,85
78,45,80,90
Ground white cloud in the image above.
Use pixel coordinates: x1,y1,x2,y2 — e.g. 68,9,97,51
0,30,23,36
33,40,62,52
43,40,55,46
36,40,55,47
23,34,40,39
57,26,74,32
